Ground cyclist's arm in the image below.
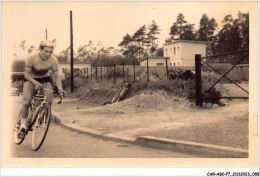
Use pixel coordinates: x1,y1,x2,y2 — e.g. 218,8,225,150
51,59,63,93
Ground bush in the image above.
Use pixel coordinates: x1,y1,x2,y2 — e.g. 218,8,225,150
62,76,87,90
65,69,223,105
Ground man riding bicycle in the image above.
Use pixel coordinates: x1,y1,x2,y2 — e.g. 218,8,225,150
19,40,63,133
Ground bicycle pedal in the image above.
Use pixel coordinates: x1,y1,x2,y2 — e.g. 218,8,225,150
18,132,26,139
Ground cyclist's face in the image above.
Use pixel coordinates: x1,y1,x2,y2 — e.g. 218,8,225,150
39,47,54,60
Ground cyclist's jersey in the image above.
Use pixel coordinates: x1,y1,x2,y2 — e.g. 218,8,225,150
25,52,59,78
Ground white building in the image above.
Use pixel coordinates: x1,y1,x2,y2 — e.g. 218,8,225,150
163,40,207,66
139,57,170,67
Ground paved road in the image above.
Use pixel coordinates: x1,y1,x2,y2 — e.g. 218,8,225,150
10,96,195,158
11,124,195,158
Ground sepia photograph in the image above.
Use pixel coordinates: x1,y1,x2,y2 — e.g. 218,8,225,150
1,1,259,174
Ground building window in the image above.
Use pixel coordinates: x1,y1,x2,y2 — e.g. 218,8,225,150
178,62,180,66
174,47,176,55
170,48,172,55
177,47,180,54
165,49,168,56
170,63,172,66
157,63,164,66
174,63,176,66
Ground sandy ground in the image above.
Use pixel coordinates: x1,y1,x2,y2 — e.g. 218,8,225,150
53,83,249,149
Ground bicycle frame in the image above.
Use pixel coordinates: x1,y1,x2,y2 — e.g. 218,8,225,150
28,88,53,130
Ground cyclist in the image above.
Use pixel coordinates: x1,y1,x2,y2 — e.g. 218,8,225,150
19,40,63,133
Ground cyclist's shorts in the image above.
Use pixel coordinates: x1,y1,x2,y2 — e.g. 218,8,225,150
24,76,51,83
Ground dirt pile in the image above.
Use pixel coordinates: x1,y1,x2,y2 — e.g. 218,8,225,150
90,90,193,113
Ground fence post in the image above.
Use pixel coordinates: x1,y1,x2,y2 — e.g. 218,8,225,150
114,64,116,84
123,62,125,82
195,54,202,107
101,67,103,82
165,57,169,80
133,59,136,83
146,57,149,83
91,67,92,80
95,67,97,81
107,64,109,81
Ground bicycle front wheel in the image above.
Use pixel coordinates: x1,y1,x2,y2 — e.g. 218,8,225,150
31,104,51,151
14,118,24,145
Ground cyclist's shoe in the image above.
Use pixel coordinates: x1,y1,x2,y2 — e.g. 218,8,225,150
20,120,30,134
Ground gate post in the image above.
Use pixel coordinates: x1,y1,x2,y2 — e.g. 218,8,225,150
195,54,202,107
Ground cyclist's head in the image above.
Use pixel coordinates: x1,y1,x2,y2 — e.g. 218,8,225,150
39,40,55,61
39,40,55,50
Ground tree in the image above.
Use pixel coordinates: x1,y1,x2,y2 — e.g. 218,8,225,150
77,45,88,61
236,12,249,49
28,45,36,54
169,13,197,40
176,13,187,36
155,47,164,57
133,25,147,59
211,12,249,55
147,20,160,56
169,13,188,40
181,24,196,40
169,23,178,40
19,40,27,58
118,33,136,59
57,46,74,61
198,14,217,41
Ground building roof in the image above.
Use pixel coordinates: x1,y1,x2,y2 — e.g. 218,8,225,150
139,56,169,62
59,60,92,64
163,40,208,46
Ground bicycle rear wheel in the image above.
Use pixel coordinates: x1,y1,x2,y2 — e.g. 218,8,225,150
31,104,51,151
112,88,123,103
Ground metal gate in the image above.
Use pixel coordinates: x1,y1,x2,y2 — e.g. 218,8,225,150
195,49,249,106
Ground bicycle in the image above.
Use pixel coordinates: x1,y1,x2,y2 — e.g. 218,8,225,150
112,81,132,103
14,85,64,151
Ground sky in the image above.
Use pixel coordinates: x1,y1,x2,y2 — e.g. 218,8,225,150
2,1,256,59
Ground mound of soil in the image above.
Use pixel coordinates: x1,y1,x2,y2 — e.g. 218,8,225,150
90,90,194,114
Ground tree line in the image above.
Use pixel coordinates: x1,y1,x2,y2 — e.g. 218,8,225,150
13,11,249,67
166,12,249,55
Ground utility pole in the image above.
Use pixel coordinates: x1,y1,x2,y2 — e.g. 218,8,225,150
45,29,48,40
70,11,74,93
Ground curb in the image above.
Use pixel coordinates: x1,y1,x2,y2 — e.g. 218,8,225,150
135,136,248,158
52,111,248,158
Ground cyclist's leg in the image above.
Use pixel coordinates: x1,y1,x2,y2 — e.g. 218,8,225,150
20,81,34,131
42,82,54,105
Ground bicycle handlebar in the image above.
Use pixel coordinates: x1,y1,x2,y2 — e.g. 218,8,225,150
58,92,64,104
35,88,64,104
